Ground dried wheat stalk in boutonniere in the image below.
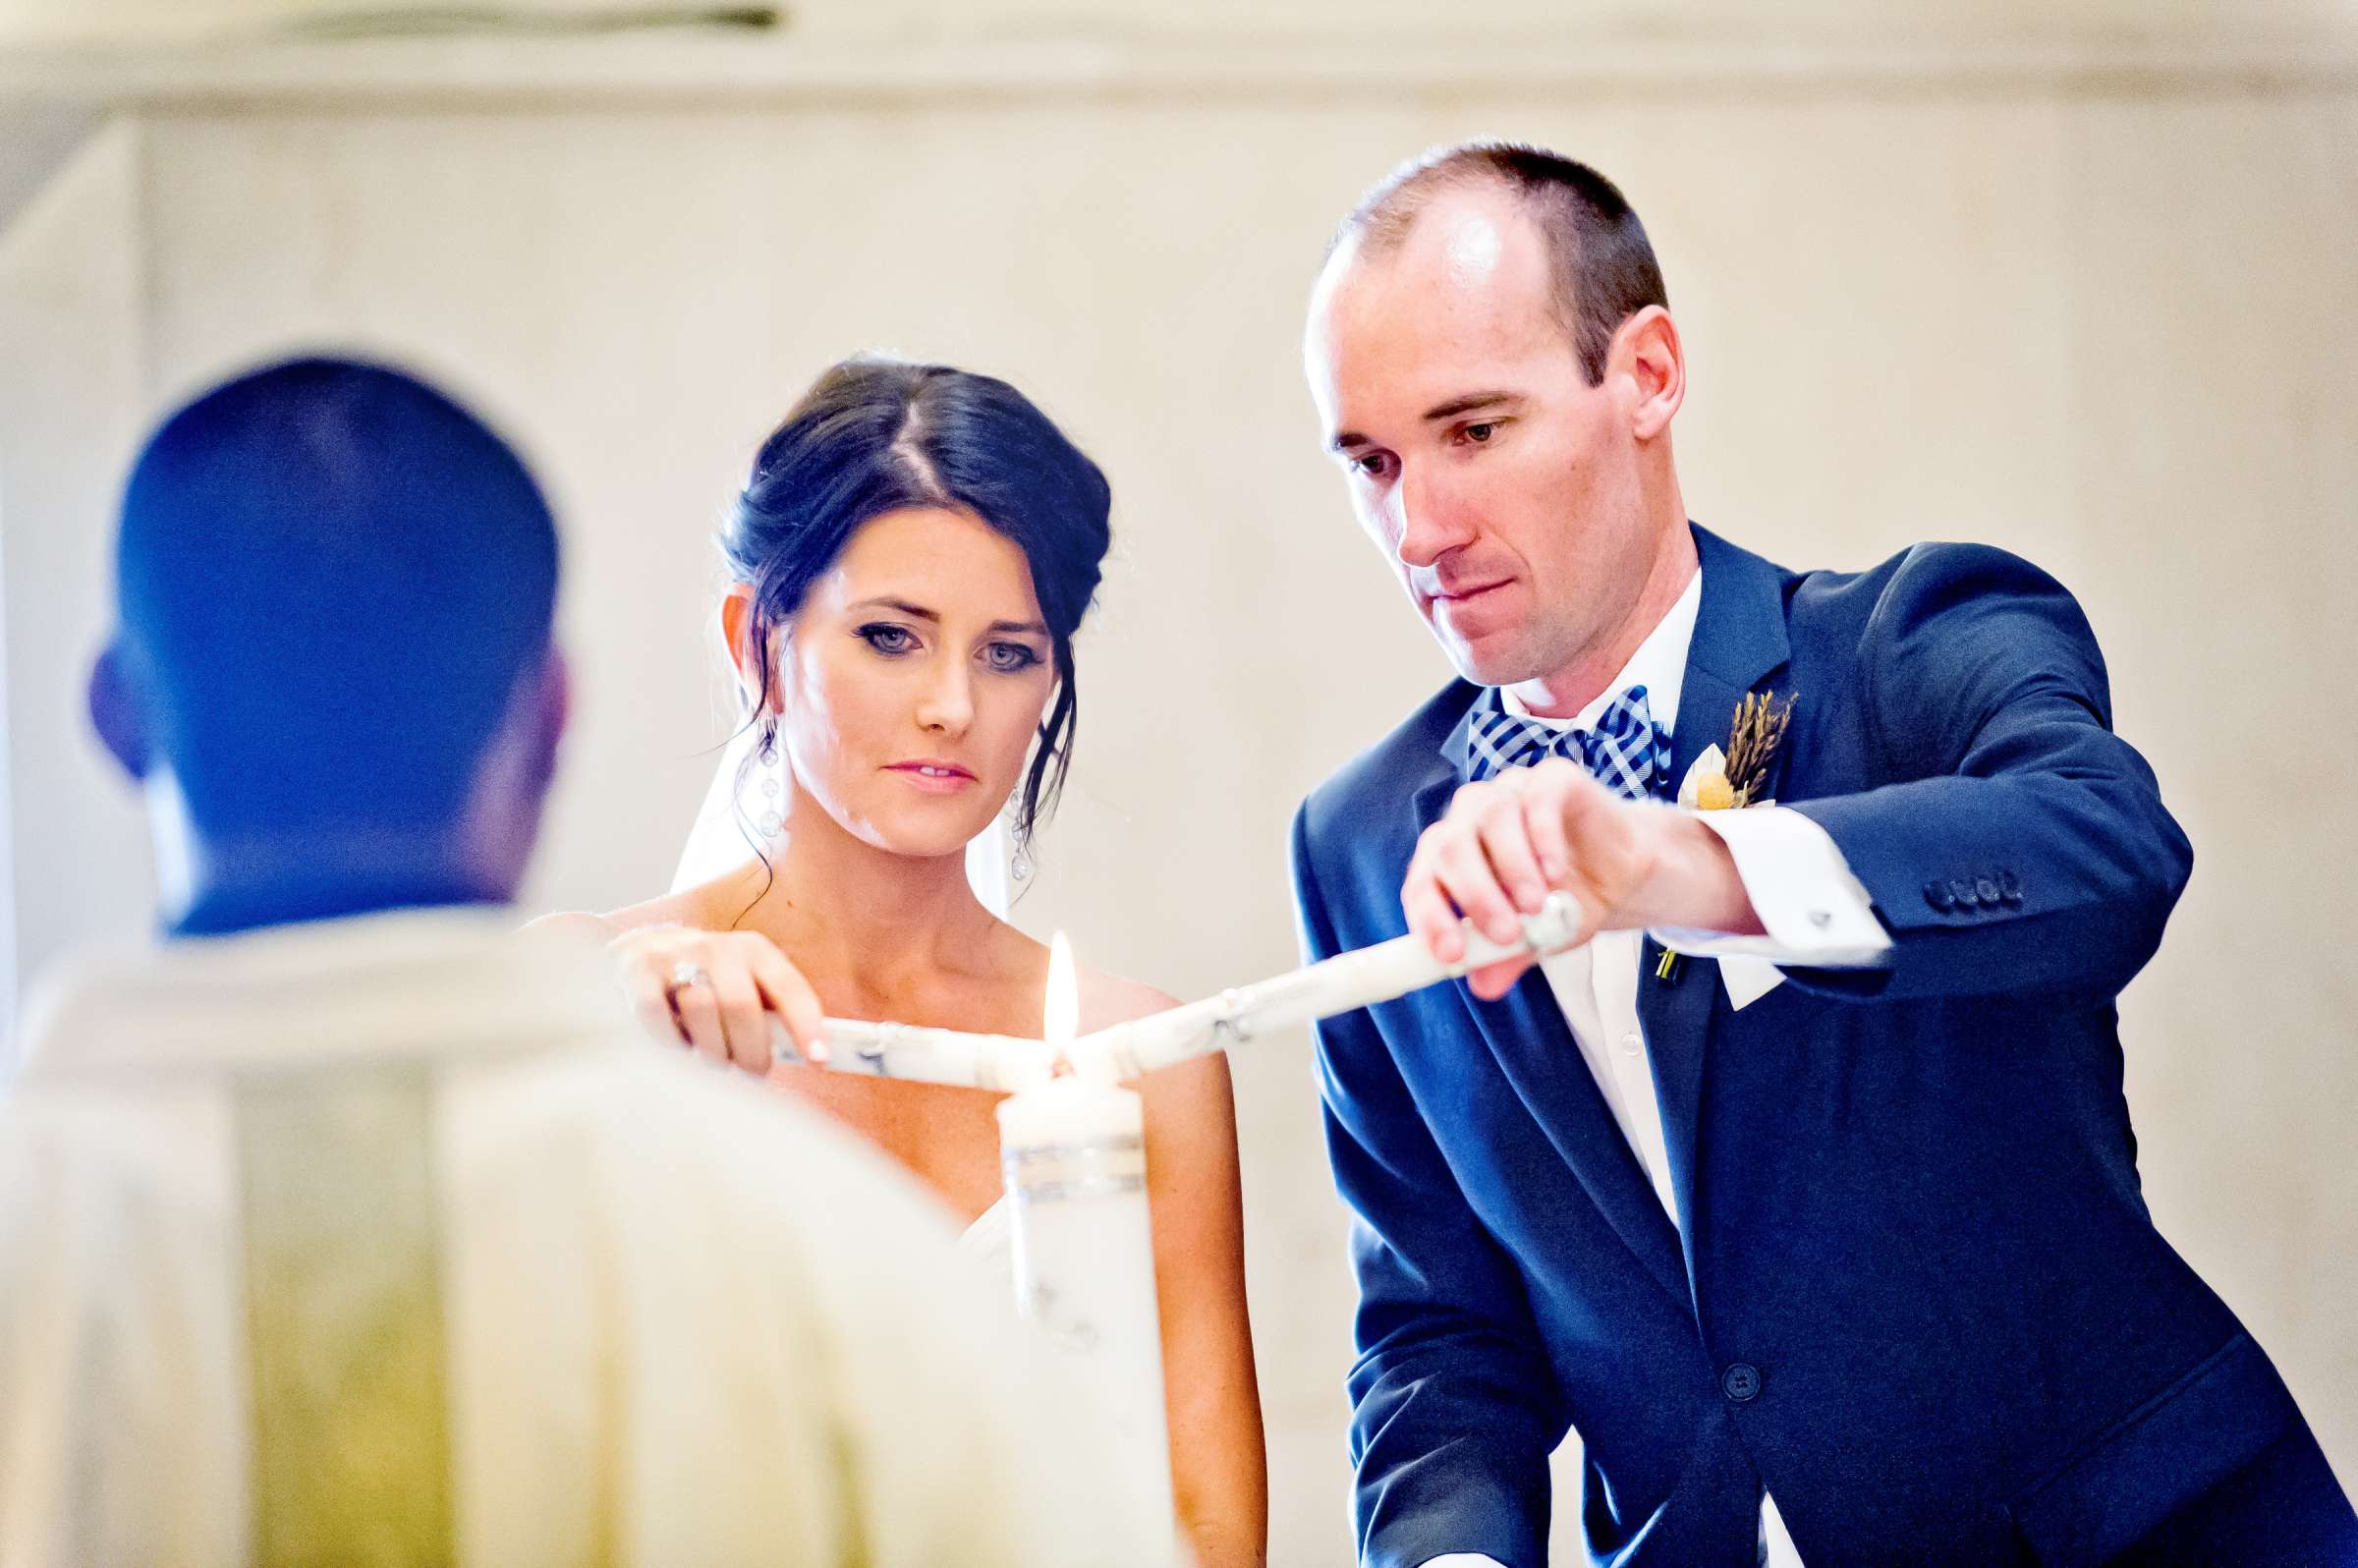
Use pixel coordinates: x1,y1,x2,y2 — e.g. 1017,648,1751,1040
1660,692,1799,981
1722,692,1796,808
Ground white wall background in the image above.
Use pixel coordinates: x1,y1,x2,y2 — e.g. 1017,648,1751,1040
6,0,2356,44
3,11,2353,1559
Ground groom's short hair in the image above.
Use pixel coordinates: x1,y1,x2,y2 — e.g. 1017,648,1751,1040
1333,140,1668,387
114,356,559,838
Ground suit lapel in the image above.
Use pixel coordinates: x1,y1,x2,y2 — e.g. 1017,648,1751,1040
1642,525,1794,1299
1466,970,1691,1306
1424,709,1690,1308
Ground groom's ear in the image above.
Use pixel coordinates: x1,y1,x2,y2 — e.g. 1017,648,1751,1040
86,639,154,782
1611,304,1686,443
718,584,781,716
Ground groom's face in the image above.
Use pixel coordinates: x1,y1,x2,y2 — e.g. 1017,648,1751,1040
1307,187,1656,689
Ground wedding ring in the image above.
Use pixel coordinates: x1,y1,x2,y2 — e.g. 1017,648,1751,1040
666,961,712,996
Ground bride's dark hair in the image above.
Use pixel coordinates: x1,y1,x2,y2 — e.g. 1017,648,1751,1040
722,356,1111,864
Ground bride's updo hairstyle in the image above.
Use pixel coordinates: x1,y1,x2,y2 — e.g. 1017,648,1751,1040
722,356,1111,859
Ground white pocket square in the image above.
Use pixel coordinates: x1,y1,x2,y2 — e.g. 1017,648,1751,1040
1720,954,1786,1011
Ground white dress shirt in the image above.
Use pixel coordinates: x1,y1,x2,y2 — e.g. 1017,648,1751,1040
1425,568,1893,1568
0,911,1172,1567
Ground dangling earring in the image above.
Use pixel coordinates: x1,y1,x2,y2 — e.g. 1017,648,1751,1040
757,719,784,838
1010,832,1034,883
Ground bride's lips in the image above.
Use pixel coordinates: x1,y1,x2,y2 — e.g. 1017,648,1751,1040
885,759,980,795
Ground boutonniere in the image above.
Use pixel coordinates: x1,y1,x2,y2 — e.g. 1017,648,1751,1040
1676,691,1797,812
1659,692,1797,982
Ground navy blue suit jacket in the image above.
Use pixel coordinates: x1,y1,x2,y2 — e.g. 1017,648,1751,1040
1293,526,2327,1567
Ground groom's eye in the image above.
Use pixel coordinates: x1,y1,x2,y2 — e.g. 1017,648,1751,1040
1350,451,1394,480
1459,420,1499,445
857,623,918,655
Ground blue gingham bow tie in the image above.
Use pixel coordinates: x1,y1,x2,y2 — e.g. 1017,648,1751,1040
1454,683,1674,802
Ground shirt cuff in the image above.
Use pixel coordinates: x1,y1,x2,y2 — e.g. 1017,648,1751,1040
1651,804,1892,968
1417,1558,1511,1567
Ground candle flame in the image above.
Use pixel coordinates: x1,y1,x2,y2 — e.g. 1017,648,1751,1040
1043,929,1080,1054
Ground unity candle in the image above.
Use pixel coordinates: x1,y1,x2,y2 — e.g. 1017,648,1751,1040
993,934,1176,1530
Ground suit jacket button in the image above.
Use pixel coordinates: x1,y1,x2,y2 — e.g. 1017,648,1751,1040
1722,1363,1763,1403
1998,870,2024,905
1975,875,2002,906
1924,879,1954,912
1949,876,1980,910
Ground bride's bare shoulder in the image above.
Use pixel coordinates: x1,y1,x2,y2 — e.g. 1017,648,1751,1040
1080,966,1182,1032
524,866,766,940
520,910,619,941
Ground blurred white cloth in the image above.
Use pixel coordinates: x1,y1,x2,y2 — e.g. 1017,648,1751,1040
957,1195,1015,1280
0,910,1169,1567
672,720,1012,914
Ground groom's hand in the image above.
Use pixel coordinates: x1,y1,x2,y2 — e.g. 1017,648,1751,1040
1402,758,1762,1000
1403,759,1648,997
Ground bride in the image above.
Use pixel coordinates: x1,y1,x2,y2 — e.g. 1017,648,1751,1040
539,357,1265,1565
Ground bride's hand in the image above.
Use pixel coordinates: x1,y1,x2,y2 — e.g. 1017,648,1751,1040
608,924,829,1073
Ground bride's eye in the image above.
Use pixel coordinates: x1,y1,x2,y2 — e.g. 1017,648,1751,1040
858,623,918,655
984,642,1042,673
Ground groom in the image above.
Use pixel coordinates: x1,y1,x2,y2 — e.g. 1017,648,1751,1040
1291,142,2356,1567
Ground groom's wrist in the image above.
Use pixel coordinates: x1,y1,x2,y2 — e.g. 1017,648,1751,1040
1630,808,1766,936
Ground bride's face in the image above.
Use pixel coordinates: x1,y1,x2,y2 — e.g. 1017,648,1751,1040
753,505,1057,860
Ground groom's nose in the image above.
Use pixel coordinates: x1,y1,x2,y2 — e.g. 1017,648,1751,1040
1394,465,1477,571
